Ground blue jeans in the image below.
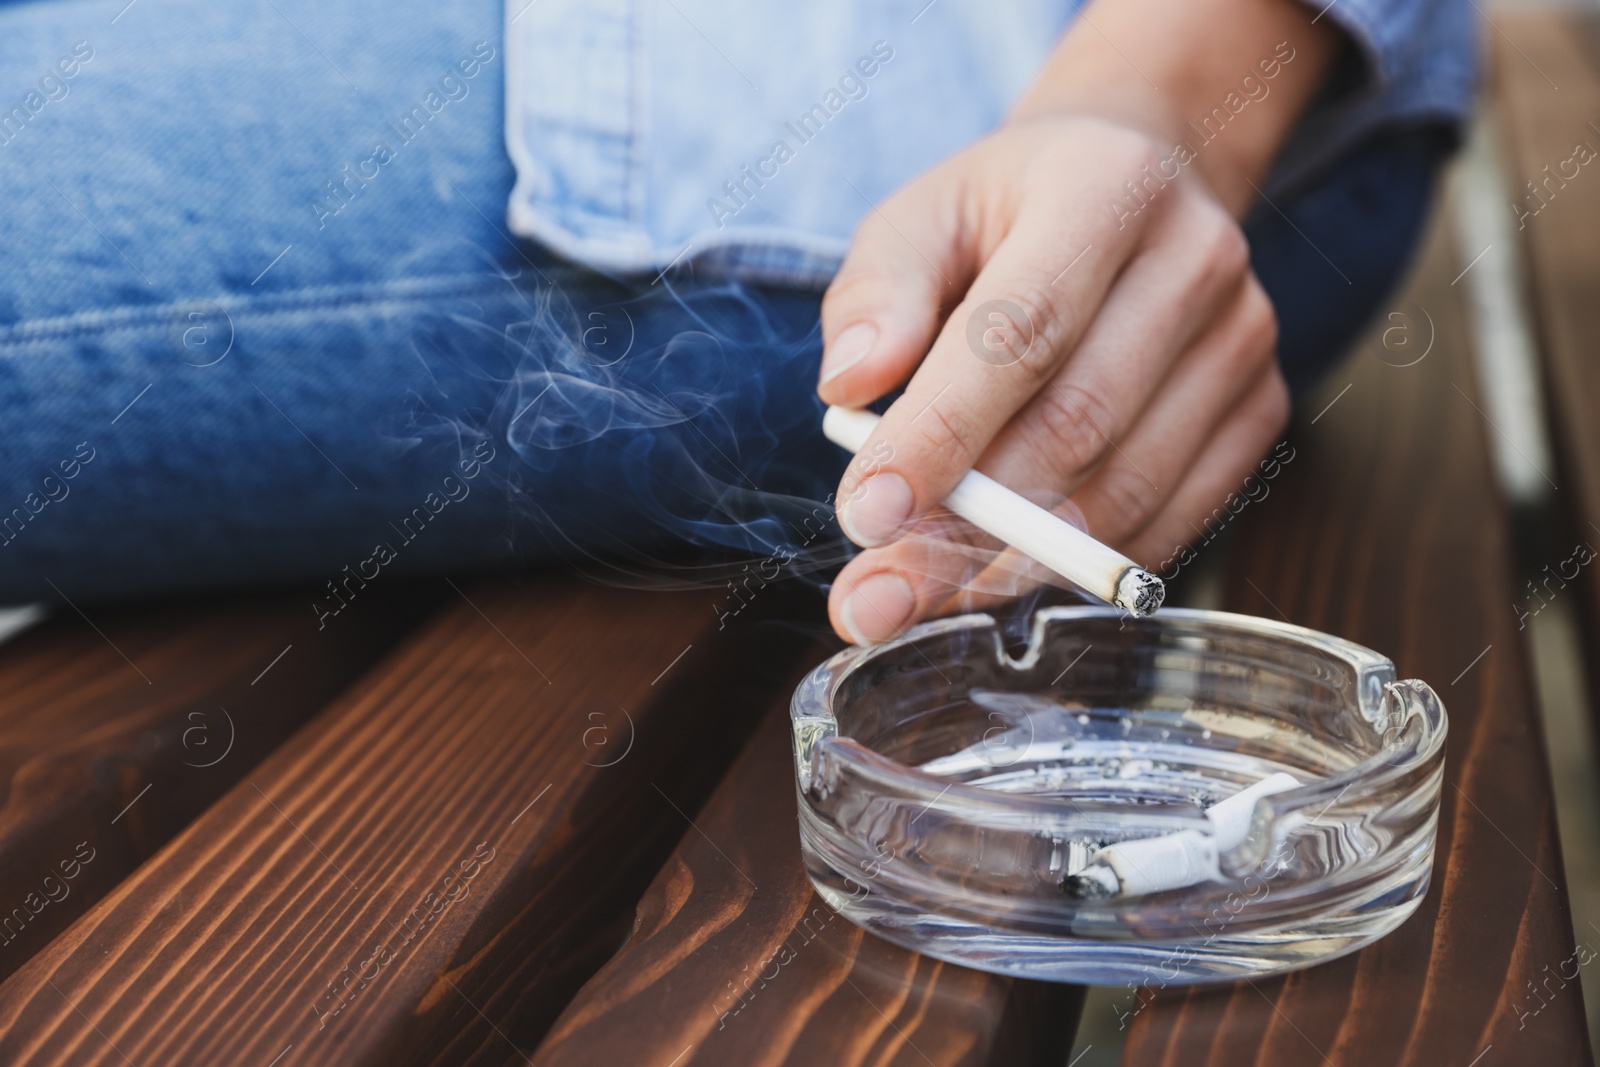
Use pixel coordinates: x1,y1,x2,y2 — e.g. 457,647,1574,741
0,0,1449,604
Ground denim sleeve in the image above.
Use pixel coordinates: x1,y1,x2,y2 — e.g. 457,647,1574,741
1264,0,1480,198
1312,0,1464,91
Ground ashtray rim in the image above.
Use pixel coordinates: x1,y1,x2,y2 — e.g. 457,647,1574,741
791,606,1446,827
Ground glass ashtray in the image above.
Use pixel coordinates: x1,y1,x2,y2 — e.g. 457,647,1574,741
790,607,1447,985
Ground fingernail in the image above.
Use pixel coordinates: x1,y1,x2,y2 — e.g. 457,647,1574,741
819,322,877,386
840,572,917,645
838,472,913,547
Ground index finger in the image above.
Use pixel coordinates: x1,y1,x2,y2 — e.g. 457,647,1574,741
836,156,1152,549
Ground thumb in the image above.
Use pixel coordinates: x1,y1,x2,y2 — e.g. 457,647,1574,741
816,181,969,407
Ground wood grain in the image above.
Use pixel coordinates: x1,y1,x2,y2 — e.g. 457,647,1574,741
1493,14,1600,731
533,641,1084,1067
1119,155,1592,1063
0,585,436,985
0,576,814,1066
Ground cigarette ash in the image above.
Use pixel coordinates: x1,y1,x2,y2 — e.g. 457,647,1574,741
1115,568,1166,617
1063,863,1122,901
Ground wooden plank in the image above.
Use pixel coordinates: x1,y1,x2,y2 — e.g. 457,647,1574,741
1120,159,1592,1061
1494,14,1600,723
0,576,814,1066
533,646,1084,1067
0,585,438,984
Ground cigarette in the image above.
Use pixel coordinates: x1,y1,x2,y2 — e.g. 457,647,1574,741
1066,772,1303,899
822,406,1165,616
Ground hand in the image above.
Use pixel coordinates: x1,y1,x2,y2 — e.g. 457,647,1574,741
817,113,1289,645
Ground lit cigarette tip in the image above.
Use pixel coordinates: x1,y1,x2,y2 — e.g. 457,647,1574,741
1115,568,1166,617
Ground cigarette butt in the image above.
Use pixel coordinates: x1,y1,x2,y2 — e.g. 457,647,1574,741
1093,830,1220,898
1065,772,1303,900
822,406,1164,616
1203,772,1302,852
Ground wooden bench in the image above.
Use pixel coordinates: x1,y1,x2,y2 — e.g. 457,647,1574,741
0,48,1594,1061
1118,122,1585,1066
1495,12,1600,766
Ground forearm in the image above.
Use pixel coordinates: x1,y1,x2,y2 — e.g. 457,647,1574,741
1009,0,1344,214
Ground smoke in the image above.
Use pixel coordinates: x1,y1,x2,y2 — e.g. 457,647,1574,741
400,254,855,594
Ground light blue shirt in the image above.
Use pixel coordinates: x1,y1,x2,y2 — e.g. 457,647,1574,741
505,0,1476,287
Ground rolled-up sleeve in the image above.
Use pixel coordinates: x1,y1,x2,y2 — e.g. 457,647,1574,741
1266,0,1480,197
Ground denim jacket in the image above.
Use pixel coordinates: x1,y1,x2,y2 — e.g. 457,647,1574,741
505,0,1477,287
